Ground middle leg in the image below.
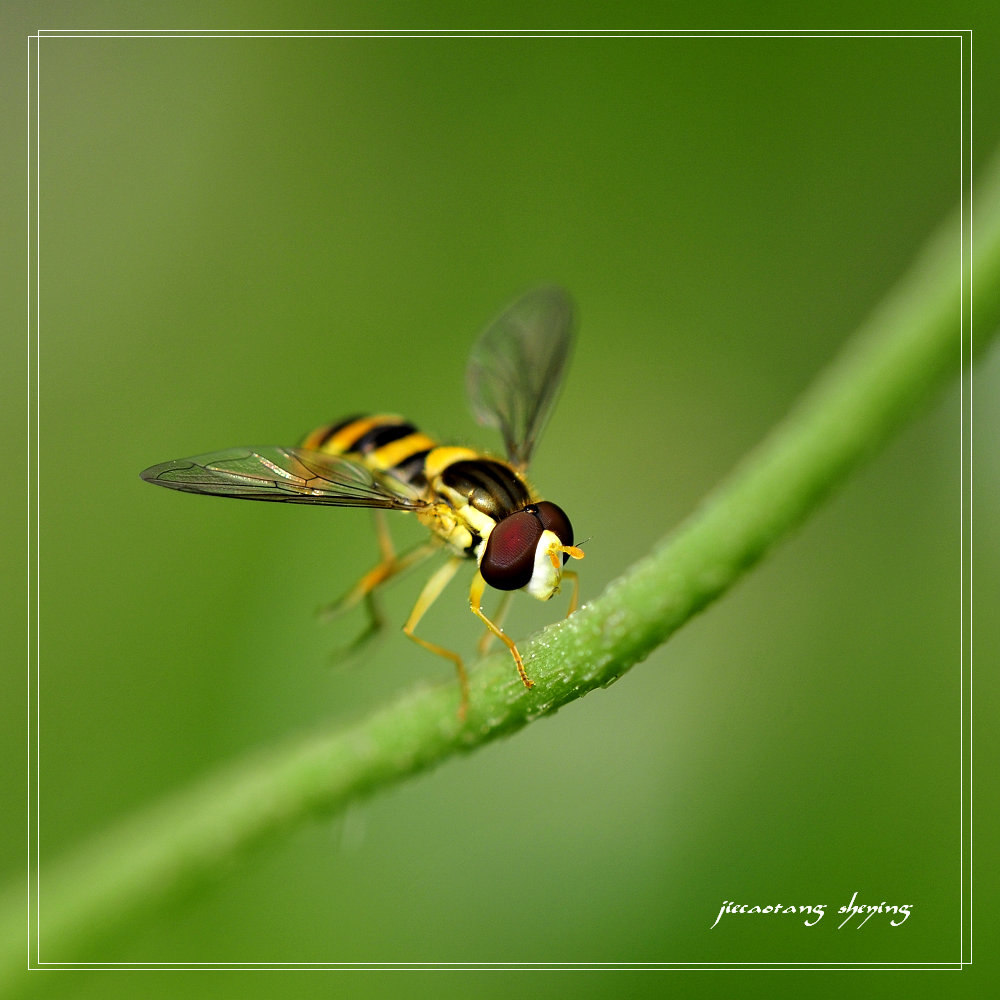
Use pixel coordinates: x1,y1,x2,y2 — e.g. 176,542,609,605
403,556,470,716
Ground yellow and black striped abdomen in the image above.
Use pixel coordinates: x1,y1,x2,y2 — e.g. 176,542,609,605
301,414,438,494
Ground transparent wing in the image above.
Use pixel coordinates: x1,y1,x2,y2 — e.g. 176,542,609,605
465,285,575,470
139,447,427,509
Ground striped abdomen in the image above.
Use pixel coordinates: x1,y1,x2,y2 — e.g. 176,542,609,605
301,414,437,494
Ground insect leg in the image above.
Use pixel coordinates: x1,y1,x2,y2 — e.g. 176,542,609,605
372,505,395,563
402,556,470,716
469,572,533,691
562,569,580,616
320,512,435,619
353,541,438,650
476,591,514,656
320,510,437,654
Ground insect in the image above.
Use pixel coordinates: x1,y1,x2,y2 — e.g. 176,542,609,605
140,286,584,715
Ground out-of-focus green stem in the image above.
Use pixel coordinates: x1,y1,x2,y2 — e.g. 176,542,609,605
8,155,999,981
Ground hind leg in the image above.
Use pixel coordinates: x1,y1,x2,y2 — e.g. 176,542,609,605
320,510,437,654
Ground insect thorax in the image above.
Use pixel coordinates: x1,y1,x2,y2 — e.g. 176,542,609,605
423,452,534,559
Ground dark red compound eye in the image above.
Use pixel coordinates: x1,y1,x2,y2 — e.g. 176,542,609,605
480,511,544,591
533,501,574,563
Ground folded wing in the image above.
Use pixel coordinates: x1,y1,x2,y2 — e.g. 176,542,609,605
140,447,427,509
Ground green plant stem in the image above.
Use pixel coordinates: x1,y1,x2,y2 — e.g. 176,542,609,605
10,156,1000,974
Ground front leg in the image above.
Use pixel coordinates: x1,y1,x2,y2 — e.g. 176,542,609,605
476,591,513,657
469,572,533,690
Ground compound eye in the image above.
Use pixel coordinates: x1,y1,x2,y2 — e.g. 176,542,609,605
480,511,544,591
533,501,574,562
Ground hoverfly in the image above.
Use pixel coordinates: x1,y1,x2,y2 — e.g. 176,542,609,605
140,286,584,715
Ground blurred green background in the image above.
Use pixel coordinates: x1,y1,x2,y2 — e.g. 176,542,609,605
4,4,998,998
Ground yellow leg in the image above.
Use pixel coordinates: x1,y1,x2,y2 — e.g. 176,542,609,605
319,510,437,653
320,540,436,619
469,572,533,690
562,570,580,616
403,556,470,716
477,569,580,656
373,507,395,563
476,591,514,657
